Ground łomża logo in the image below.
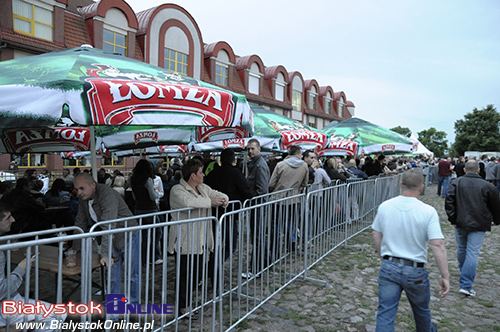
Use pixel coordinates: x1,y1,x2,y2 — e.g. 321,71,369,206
104,294,174,315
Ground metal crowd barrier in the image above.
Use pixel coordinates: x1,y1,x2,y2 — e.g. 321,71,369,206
0,174,401,332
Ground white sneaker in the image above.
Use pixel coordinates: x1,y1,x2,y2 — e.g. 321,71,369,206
459,288,476,297
154,259,163,265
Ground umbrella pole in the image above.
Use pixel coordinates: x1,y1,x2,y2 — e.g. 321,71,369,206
90,126,98,181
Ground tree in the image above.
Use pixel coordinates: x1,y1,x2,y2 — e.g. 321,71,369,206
452,105,500,157
418,127,448,157
390,126,412,138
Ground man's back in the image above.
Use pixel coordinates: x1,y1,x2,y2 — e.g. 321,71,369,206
205,164,254,202
269,156,308,193
445,173,500,232
438,160,451,177
373,195,441,263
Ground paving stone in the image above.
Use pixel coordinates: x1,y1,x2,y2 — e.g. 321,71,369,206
223,185,500,331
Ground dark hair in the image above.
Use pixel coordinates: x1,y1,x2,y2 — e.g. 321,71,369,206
131,159,154,187
191,155,204,163
288,145,302,156
377,154,386,161
303,150,315,159
49,178,66,197
220,149,235,165
23,169,36,178
181,158,203,182
0,202,11,221
15,177,31,191
165,168,173,182
0,181,14,195
32,179,43,192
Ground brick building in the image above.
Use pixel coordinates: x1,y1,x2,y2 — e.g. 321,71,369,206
0,0,354,173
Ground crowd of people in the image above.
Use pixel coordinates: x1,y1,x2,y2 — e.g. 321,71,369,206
2,146,500,328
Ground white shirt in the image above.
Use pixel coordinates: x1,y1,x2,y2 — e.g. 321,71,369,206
372,195,444,263
88,199,98,223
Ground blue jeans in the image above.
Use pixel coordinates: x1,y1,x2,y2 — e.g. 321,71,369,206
455,228,485,290
376,260,436,332
437,176,450,197
110,230,141,304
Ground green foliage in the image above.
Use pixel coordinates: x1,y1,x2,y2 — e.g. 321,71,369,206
390,126,412,138
417,127,448,157
452,105,500,157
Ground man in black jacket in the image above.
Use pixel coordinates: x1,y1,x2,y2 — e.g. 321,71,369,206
445,160,500,297
205,148,255,264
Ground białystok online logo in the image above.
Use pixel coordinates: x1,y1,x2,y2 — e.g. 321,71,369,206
2,294,174,317
104,294,174,315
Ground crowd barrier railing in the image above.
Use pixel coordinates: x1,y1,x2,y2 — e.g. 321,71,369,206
0,174,402,332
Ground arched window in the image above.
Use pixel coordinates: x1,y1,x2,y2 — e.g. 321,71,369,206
215,50,229,86
102,8,128,56
12,0,54,41
324,91,332,114
248,63,261,95
338,96,344,117
309,86,317,110
164,27,189,75
276,72,286,102
292,76,303,116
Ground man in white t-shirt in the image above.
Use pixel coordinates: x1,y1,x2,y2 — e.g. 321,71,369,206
372,170,450,332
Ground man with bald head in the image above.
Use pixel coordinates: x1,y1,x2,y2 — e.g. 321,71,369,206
73,172,140,305
445,160,500,297
373,170,449,331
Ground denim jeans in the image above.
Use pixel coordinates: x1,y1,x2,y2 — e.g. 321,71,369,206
110,230,141,304
437,176,450,197
376,260,436,332
455,228,485,290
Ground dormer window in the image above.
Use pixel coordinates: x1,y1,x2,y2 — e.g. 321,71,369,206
248,63,261,95
338,97,344,117
291,76,303,113
164,48,188,75
275,73,286,102
103,28,127,56
324,92,332,114
215,50,230,86
13,0,53,41
292,90,302,111
102,8,130,56
215,64,228,85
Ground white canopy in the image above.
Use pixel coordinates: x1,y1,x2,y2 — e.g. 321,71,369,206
410,134,433,157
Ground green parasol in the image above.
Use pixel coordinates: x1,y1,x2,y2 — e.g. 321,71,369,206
320,117,414,155
193,104,328,152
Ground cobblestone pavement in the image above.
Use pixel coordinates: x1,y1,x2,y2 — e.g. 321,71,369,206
235,184,500,332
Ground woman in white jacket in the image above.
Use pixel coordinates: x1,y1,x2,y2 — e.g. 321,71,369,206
168,158,228,319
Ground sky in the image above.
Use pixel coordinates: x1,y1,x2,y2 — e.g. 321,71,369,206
126,0,500,145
